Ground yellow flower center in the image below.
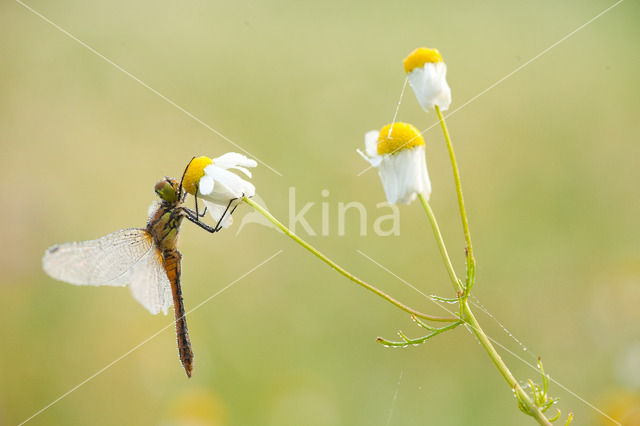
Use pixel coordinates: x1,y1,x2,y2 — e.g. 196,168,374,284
403,47,443,73
182,156,212,195
376,122,424,155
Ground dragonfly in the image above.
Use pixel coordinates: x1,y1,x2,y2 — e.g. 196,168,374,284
42,163,235,378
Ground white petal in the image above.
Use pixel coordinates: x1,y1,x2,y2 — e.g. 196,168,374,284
239,180,256,198
364,130,380,157
357,149,382,167
204,165,255,199
199,175,215,195
418,148,432,200
407,62,451,112
205,165,242,196
377,146,430,205
378,160,400,204
213,152,258,169
227,165,252,178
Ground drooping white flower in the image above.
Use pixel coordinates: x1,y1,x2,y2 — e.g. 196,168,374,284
403,47,451,112
182,153,257,228
358,122,431,204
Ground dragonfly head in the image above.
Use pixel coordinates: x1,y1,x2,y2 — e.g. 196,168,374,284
154,178,180,204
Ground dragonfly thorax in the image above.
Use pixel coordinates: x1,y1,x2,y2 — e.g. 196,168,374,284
149,178,185,252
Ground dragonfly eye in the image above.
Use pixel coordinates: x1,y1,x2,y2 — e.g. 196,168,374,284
154,179,178,203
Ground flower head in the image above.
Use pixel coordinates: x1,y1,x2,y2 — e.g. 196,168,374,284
358,122,431,204
403,47,451,112
182,153,257,228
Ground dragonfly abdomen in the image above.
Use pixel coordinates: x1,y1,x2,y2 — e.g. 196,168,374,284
162,248,194,377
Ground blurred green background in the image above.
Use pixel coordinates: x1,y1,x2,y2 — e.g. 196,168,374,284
1,0,639,425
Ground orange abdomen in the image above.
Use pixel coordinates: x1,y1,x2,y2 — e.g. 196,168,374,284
162,249,193,377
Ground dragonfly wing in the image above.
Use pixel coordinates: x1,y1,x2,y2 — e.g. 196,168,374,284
43,228,154,286
43,228,172,315
127,247,172,315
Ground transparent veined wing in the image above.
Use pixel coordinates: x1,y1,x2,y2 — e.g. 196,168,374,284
42,228,172,315
127,246,172,315
43,228,152,286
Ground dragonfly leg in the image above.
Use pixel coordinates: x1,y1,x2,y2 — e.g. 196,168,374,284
193,187,207,218
221,192,247,222
228,199,240,216
183,196,241,233
212,197,236,231
213,192,249,230
183,209,219,233
178,156,196,201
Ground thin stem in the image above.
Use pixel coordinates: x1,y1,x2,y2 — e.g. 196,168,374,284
435,105,476,291
463,301,552,425
431,109,553,424
377,320,462,347
418,193,463,294
243,197,458,323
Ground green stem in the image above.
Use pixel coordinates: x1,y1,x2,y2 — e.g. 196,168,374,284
432,108,549,423
243,197,457,323
463,301,552,425
377,320,462,347
417,193,462,294
435,105,476,291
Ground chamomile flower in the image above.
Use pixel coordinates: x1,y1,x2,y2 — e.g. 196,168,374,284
403,47,451,112
182,153,257,228
358,122,431,204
